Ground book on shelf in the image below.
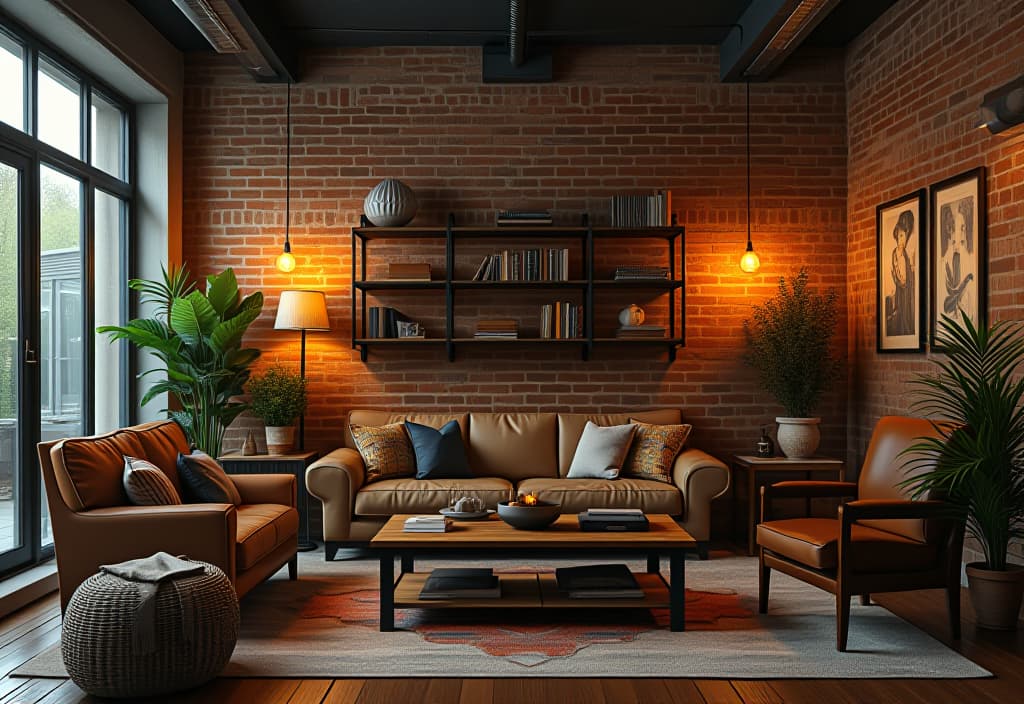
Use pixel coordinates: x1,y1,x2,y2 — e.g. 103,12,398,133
419,568,502,599
386,262,432,281
403,515,452,533
471,248,570,282
496,209,552,226
610,191,673,228
554,564,645,599
613,265,669,281
367,307,421,339
540,302,583,339
615,325,667,339
474,319,519,339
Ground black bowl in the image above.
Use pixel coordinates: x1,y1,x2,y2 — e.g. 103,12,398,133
496,500,562,530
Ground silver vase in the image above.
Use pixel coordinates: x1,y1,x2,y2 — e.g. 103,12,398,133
363,178,418,227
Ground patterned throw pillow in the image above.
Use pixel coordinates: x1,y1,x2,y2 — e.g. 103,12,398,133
350,423,416,483
176,451,242,505
123,456,182,506
622,420,693,484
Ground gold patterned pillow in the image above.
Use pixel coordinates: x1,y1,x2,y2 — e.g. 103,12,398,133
350,423,416,483
622,420,693,484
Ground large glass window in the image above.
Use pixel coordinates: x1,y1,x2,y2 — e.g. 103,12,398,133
37,57,82,159
91,91,124,179
0,33,24,131
0,160,20,554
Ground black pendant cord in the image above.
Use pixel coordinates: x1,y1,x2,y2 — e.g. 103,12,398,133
284,82,292,253
746,80,752,252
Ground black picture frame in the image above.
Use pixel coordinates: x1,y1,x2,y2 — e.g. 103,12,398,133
929,167,987,350
876,189,927,353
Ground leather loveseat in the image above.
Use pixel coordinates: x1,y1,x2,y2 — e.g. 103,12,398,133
38,420,299,611
306,409,730,559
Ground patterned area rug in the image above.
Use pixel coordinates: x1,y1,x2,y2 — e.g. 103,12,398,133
17,551,990,678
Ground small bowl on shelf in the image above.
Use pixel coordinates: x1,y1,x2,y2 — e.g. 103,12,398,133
496,497,561,530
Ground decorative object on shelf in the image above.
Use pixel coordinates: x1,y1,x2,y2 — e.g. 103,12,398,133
396,320,424,338
274,290,330,449
386,262,431,281
756,426,774,458
618,304,645,327
276,83,296,273
247,366,307,454
364,178,418,227
242,430,258,456
98,266,263,458
901,312,1024,630
929,167,987,350
496,493,561,530
743,268,839,459
877,189,927,352
740,81,761,274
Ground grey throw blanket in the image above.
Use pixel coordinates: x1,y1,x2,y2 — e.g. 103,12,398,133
100,552,205,654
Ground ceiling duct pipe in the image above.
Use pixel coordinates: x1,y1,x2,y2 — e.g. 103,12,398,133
509,0,527,66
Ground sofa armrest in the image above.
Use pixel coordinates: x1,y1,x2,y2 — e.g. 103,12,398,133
841,499,950,522
671,449,730,542
230,473,296,507
306,448,365,543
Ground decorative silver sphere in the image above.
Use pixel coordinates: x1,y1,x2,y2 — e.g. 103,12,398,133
363,178,418,227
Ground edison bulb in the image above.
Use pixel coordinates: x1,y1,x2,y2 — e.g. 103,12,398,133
739,248,761,273
276,250,296,273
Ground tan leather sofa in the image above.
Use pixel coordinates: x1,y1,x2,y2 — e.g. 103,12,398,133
39,420,299,612
307,409,729,559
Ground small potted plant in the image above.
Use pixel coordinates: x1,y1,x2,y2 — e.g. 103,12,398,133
247,366,307,454
743,268,840,458
902,313,1024,630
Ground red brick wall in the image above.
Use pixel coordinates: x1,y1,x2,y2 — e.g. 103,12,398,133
182,46,849,521
846,0,1024,564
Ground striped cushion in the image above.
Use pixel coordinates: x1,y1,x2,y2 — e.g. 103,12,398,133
123,456,182,506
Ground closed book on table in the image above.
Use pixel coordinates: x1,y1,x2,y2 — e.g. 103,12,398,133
420,568,502,599
578,511,650,532
555,564,644,598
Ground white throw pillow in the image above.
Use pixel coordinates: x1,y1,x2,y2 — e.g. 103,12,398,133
567,421,637,480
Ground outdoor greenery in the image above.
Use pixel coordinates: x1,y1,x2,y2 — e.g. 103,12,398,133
743,268,840,418
98,265,263,458
901,313,1024,572
247,366,307,427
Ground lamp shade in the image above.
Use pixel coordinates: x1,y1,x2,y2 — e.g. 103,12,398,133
274,290,330,331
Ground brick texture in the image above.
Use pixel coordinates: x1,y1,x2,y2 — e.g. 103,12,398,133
846,0,1024,565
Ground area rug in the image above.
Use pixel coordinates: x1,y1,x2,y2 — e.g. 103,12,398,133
16,551,990,679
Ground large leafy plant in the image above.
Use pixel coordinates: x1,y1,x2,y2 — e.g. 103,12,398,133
743,268,840,417
901,313,1024,571
248,366,307,427
99,265,263,458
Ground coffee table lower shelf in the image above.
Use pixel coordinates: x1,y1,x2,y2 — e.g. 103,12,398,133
394,571,671,609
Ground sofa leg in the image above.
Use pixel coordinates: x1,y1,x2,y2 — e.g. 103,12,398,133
836,592,851,651
288,555,298,581
325,542,340,561
696,542,709,560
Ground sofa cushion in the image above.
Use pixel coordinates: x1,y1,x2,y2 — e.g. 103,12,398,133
354,477,514,516
123,456,182,506
54,430,145,510
517,477,683,515
557,410,682,476
347,411,469,451
757,518,938,573
128,420,189,493
567,421,636,479
236,504,299,570
468,413,558,481
350,423,417,483
406,420,473,480
177,451,243,505
622,421,692,484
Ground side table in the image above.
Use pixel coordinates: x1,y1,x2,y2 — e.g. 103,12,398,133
731,455,845,556
219,450,319,552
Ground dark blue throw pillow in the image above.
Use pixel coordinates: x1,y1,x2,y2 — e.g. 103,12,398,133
405,420,473,479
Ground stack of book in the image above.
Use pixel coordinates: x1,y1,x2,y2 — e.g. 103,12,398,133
367,307,415,338
615,324,666,339
475,319,518,339
578,508,650,532
610,191,672,228
471,248,570,281
419,568,501,600
613,265,669,281
555,564,645,599
387,262,431,281
540,302,583,339
496,209,552,226
403,515,452,533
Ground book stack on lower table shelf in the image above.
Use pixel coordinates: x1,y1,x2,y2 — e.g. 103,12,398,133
419,568,502,600
474,319,518,339
403,515,452,533
555,564,645,599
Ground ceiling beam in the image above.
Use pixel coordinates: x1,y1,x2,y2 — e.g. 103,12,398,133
231,0,298,82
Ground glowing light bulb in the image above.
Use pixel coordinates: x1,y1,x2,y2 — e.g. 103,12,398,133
276,250,296,273
739,246,760,274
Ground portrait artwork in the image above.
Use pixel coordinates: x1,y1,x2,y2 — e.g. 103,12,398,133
877,190,925,352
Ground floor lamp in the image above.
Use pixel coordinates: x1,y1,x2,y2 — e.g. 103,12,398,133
274,289,330,551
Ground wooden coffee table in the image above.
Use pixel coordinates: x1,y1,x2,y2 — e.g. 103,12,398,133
369,513,697,632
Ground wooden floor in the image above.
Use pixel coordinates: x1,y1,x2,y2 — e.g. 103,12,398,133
1,553,1021,703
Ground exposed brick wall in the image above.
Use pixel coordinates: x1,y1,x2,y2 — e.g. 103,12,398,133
181,45,849,536
846,0,1024,566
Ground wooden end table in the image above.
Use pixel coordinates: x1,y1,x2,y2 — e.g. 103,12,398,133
369,513,696,632
219,450,319,551
731,455,845,556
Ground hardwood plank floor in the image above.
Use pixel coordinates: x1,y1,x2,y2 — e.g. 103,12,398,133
0,549,1020,704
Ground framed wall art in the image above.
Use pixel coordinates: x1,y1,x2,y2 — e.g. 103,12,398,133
929,167,987,349
877,189,926,352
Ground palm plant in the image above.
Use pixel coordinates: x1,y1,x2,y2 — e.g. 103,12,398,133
99,265,263,458
902,312,1024,571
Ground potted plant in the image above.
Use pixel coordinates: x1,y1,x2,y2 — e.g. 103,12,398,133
902,312,1024,630
247,366,307,454
743,268,840,458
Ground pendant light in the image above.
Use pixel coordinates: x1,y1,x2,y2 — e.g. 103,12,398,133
275,82,296,273
739,80,761,274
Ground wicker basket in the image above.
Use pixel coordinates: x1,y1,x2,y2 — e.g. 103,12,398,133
62,560,239,698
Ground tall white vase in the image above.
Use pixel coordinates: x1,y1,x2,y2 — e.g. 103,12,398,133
363,178,418,227
775,417,821,459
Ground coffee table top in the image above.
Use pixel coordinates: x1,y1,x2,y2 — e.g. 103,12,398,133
369,513,696,550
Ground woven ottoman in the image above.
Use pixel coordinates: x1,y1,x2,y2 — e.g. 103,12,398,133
62,556,239,698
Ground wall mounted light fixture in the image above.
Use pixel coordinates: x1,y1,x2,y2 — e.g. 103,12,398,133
740,81,761,274
980,74,1024,134
275,82,297,273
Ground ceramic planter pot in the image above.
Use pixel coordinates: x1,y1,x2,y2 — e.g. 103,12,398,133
363,178,418,227
965,563,1024,630
265,426,295,455
775,417,821,459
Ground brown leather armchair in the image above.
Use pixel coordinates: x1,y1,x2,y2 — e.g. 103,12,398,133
756,416,964,651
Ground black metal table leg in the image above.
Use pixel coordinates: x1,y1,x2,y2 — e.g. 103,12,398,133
647,553,660,574
401,554,415,574
670,549,685,632
379,551,395,632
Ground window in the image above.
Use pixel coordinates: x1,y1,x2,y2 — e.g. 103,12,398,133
0,32,24,131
